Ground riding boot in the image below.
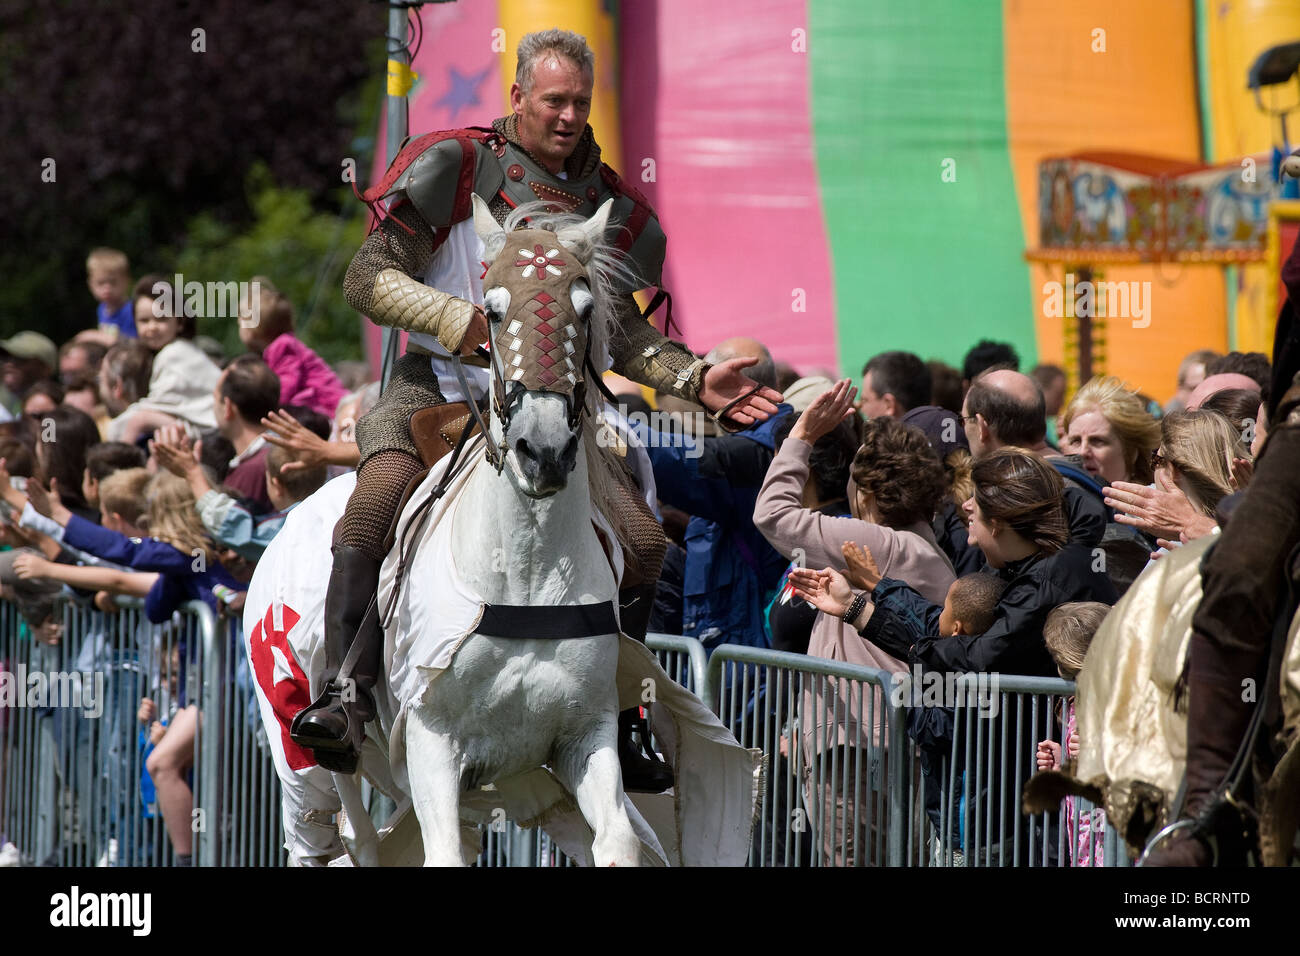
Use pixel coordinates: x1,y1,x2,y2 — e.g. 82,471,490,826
289,546,384,774
617,581,674,794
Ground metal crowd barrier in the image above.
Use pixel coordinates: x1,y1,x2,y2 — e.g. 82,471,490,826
703,646,1133,868
1,596,221,867
3,596,1132,867
705,644,904,866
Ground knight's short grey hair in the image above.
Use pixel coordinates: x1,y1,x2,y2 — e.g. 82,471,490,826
515,29,595,94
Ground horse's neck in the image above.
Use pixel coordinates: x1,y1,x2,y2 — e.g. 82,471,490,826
454,451,606,605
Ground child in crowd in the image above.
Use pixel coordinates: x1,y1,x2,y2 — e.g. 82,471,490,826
238,279,346,420
85,247,136,341
106,275,221,443
937,573,1006,638
83,442,148,511
9,469,244,624
150,424,327,561
910,572,1008,852
1034,601,1111,866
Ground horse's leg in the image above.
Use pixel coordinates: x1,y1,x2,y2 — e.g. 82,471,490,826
405,709,467,866
334,771,380,867
555,713,641,867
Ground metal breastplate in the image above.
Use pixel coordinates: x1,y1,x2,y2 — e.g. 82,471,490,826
496,141,609,218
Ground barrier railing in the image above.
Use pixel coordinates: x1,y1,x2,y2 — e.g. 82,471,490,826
0,596,219,866
705,644,906,866
3,598,1134,867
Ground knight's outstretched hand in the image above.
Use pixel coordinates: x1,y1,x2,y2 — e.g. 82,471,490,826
698,356,785,428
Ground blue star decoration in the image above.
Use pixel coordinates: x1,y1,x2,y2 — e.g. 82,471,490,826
434,64,493,120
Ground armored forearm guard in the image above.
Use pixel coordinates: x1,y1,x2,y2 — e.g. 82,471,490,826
609,294,708,402
343,204,475,353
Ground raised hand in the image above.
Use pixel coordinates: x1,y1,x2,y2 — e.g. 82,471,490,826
1104,472,1198,540
26,478,71,527
261,409,331,475
788,566,855,618
791,378,857,444
842,540,882,592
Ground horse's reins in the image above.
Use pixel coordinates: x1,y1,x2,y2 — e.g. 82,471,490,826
340,258,629,679
339,374,487,681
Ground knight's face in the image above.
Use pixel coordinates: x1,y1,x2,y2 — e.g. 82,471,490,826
511,55,593,174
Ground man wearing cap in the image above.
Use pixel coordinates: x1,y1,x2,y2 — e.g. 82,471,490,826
0,331,59,419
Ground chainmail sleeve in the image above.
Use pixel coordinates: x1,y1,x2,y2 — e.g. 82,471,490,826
607,293,708,402
342,202,476,354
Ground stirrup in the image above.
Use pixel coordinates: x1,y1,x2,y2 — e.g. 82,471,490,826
290,683,368,774
619,710,674,795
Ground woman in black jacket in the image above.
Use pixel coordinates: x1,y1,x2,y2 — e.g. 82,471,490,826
791,448,1118,677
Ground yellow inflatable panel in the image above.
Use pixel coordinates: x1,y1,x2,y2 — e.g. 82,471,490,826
496,0,622,173
1205,0,1300,353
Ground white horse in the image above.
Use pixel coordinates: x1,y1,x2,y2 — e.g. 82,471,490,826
401,199,644,865
245,197,760,867
250,198,646,866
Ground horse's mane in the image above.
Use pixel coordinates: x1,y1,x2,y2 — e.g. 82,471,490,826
483,201,643,565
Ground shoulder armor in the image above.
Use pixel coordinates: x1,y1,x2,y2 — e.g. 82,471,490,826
599,164,666,291
364,128,506,229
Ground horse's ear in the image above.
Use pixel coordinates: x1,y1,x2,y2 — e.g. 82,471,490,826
557,198,615,261
471,193,505,247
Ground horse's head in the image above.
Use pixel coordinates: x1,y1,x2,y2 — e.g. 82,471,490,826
472,194,627,498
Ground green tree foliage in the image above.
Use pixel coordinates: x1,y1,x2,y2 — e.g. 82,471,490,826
170,165,367,366
0,0,380,349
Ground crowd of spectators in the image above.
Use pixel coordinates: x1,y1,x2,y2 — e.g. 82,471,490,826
0,243,1290,866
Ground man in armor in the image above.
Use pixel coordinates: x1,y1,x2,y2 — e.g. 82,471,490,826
290,29,783,787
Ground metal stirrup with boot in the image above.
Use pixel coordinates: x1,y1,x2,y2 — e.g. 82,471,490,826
617,579,674,794
290,546,384,774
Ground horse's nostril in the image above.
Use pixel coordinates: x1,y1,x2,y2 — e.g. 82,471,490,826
515,438,537,461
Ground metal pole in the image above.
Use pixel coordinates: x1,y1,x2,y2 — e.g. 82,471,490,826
379,3,415,389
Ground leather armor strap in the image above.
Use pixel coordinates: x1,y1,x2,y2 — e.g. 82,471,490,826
476,601,619,639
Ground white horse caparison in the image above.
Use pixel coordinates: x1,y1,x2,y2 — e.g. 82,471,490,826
340,196,642,866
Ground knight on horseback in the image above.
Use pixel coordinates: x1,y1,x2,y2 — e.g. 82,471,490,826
289,28,784,785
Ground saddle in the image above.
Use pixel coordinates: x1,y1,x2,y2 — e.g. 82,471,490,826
379,402,480,556
410,401,479,470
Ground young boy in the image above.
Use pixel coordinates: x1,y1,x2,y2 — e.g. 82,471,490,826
86,248,136,340
937,573,1007,638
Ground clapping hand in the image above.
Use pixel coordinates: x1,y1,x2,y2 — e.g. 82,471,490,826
149,423,200,479
842,540,882,591
787,565,855,618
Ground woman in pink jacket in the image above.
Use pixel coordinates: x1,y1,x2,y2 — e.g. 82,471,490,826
238,278,346,420
754,378,956,864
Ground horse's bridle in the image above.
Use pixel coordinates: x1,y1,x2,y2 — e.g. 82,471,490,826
456,232,617,474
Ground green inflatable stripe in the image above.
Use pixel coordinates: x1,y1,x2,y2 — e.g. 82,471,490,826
808,0,1035,378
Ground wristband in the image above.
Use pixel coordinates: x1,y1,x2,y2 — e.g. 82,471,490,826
842,592,868,624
